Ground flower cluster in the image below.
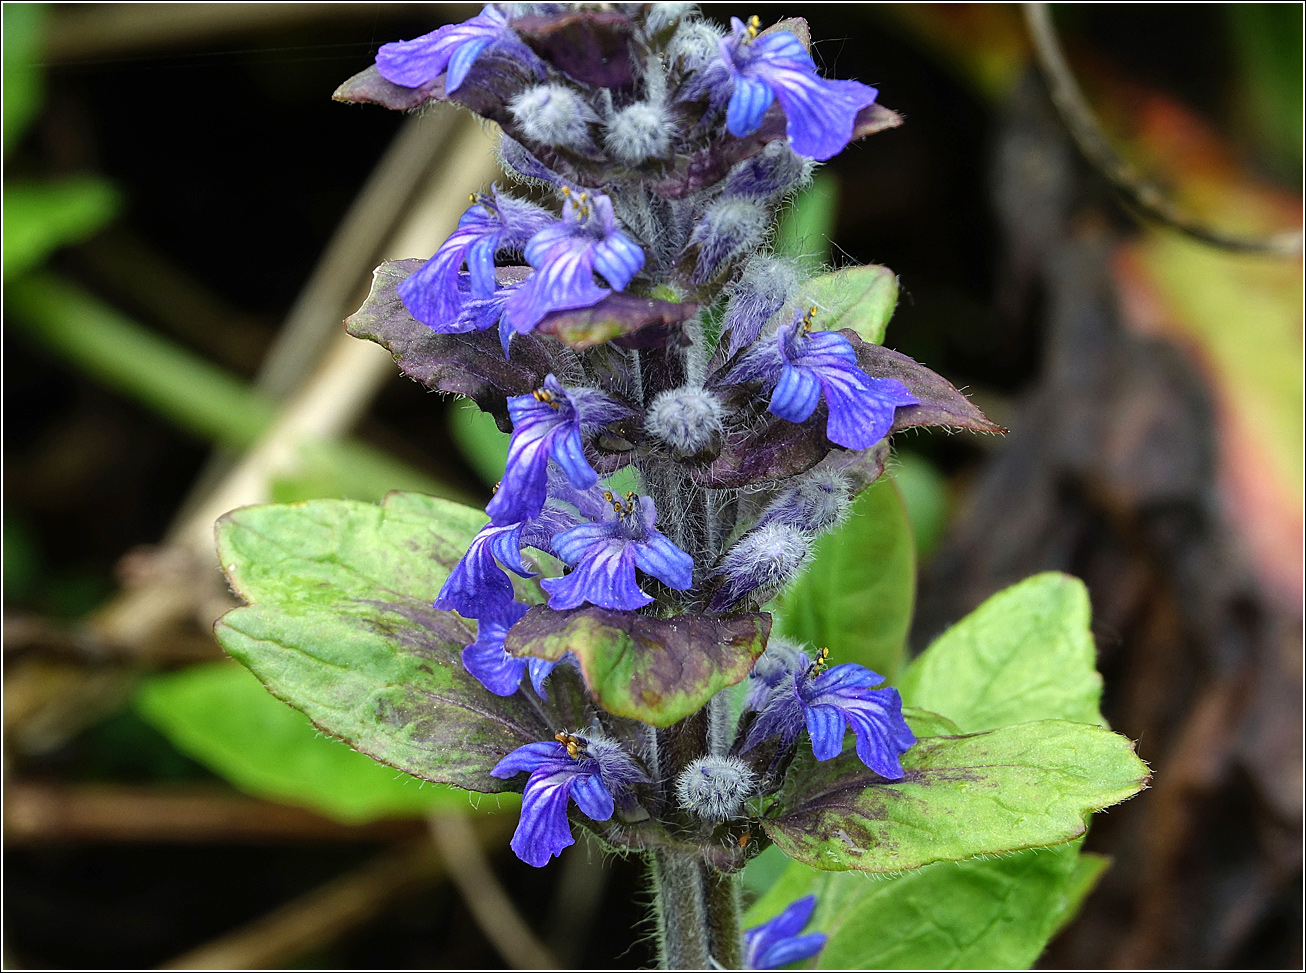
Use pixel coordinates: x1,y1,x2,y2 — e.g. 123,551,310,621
342,1,997,943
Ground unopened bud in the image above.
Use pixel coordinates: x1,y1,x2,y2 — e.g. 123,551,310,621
709,523,810,612
675,755,758,821
605,102,674,166
760,470,852,534
724,141,814,201
722,256,801,356
509,84,599,150
646,387,725,459
667,19,725,72
690,197,768,284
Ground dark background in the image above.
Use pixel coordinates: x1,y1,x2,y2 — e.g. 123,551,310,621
5,3,1301,969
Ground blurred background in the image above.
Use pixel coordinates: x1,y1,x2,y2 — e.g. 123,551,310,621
3,2,1301,968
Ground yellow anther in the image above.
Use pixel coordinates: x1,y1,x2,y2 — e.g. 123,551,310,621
812,646,831,675
603,490,615,503
561,186,572,197
746,14,761,39
554,731,584,760
532,387,561,409
625,491,636,504
492,481,501,495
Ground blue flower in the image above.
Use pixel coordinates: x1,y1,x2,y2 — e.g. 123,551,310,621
729,308,918,451
716,17,879,161
505,190,645,334
491,732,645,867
376,4,531,93
486,375,630,526
742,646,916,780
460,600,560,698
744,895,828,970
542,492,693,611
399,190,550,327
435,520,536,620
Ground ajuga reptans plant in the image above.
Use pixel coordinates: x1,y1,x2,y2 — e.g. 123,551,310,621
213,5,1151,969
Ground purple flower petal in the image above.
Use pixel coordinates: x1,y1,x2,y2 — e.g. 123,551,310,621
744,895,828,970
376,6,511,93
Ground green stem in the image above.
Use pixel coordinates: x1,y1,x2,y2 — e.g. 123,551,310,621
651,849,710,970
703,865,744,969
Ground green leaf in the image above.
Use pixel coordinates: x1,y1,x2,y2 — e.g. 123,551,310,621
1048,850,1110,938
774,477,915,679
746,842,1093,970
762,720,1149,873
896,572,1105,732
3,3,44,157
504,605,771,726
892,450,951,558
135,661,485,824
214,492,588,794
797,264,899,345
776,171,838,271
449,399,510,488
3,179,120,280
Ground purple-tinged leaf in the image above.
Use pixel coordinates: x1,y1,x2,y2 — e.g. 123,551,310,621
652,103,903,200
214,493,589,794
761,17,811,50
505,605,772,726
848,335,1008,435
761,720,1149,873
333,64,439,110
346,259,572,429
692,412,832,489
511,10,636,88
332,61,520,123
536,292,698,351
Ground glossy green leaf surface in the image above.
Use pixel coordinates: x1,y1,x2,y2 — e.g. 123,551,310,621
774,477,915,679
214,492,587,795
762,720,1148,873
746,842,1093,970
896,572,1105,732
136,661,484,823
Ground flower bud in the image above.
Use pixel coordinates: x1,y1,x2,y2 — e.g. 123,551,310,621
721,256,801,356
644,2,696,37
760,470,852,534
667,19,725,73
690,197,768,284
646,387,725,459
509,84,599,150
709,523,810,612
675,755,758,820
605,102,674,166
725,141,814,201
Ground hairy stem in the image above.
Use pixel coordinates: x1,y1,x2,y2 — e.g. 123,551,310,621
651,849,710,969
703,864,744,969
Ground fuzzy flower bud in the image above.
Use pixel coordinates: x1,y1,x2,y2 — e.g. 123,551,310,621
690,197,769,284
675,755,758,820
645,386,725,459
709,523,810,612
724,141,814,201
721,255,801,357
644,2,696,38
509,83,600,150
667,18,725,73
758,469,852,534
604,102,674,166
